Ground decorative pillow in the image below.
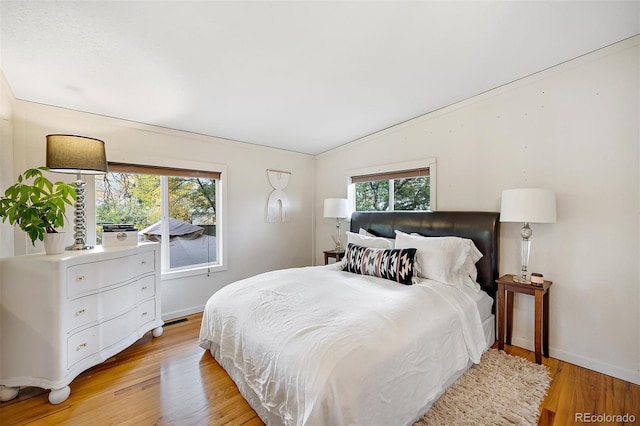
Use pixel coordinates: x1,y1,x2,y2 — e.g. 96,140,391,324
394,231,473,287
342,243,417,285
346,231,394,249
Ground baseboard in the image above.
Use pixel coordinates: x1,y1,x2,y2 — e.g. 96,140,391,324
511,336,640,385
162,305,205,321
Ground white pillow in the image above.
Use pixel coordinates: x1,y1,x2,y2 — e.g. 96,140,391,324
410,232,483,291
410,233,481,262
359,227,373,236
459,239,482,290
460,275,481,292
346,231,394,249
395,230,475,289
358,228,395,246
463,252,480,282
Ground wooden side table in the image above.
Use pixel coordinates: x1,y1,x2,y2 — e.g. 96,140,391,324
323,249,345,265
496,274,552,364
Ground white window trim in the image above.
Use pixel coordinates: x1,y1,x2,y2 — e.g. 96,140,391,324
161,162,228,280
345,158,437,214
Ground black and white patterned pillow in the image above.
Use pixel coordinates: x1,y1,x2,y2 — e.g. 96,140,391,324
342,243,417,285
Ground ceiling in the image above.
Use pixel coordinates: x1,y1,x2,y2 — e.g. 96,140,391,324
1,1,638,155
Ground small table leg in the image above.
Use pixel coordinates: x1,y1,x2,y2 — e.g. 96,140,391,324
506,290,514,345
543,290,550,358
497,282,505,351
534,290,543,364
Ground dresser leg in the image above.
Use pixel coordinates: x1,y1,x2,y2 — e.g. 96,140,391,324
152,326,164,338
0,386,19,402
48,385,70,404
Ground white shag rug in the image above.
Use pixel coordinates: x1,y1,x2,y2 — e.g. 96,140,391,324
414,349,551,426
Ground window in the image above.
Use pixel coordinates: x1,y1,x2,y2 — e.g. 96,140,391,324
348,159,436,212
95,162,223,275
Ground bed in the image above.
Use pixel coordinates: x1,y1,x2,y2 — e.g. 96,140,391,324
199,211,500,426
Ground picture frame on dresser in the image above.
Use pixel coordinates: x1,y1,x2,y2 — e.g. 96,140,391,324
0,242,163,404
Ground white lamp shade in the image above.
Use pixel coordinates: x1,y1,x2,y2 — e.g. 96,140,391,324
323,198,348,218
500,188,556,223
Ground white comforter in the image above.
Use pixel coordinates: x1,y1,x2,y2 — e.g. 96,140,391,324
199,264,487,426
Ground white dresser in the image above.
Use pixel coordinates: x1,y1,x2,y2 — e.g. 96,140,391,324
0,242,163,404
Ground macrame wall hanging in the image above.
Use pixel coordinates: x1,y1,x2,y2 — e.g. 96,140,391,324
266,169,291,223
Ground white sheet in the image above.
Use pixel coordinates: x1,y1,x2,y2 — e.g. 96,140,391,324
460,283,494,322
199,264,489,426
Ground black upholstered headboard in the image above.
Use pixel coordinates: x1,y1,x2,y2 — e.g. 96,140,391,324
350,211,500,301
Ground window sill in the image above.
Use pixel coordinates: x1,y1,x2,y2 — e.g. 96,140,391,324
161,263,228,281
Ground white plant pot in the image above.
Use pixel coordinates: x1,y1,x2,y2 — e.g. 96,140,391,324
44,232,66,255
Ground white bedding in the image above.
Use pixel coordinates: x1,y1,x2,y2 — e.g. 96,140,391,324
199,264,490,426
460,283,494,322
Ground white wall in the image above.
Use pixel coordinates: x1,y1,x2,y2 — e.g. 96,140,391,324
315,37,640,385
0,71,16,258
3,99,315,319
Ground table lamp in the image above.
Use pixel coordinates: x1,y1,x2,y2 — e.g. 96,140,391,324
500,188,556,283
323,198,348,251
46,134,108,250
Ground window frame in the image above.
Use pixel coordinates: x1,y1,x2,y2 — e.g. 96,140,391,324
346,158,437,214
98,160,228,279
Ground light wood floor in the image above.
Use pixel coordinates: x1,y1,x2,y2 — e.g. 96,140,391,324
1,312,638,425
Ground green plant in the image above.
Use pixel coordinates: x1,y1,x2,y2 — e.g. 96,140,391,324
0,167,76,245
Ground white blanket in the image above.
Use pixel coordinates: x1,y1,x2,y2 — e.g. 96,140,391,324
199,264,488,426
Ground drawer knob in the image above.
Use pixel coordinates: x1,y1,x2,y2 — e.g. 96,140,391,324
141,260,147,265
76,343,87,351
141,311,148,317
76,275,86,282
75,309,86,316
141,286,148,291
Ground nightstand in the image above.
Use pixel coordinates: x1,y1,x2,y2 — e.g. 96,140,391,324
323,249,345,265
496,274,552,364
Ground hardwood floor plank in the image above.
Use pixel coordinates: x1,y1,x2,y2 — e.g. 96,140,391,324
1,312,638,426
538,408,555,426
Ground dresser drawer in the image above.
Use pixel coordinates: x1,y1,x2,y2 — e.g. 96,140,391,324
137,299,157,328
135,251,156,275
67,325,100,368
66,251,156,298
67,309,137,369
136,275,156,303
65,282,137,332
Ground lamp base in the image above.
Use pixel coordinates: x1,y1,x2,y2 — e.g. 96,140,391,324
513,274,531,284
517,229,532,285
66,243,94,251
334,217,342,253
66,178,92,251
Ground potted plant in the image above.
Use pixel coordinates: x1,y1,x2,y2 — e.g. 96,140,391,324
0,167,76,254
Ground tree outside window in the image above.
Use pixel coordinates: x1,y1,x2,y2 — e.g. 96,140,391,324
96,166,220,272
354,170,430,212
